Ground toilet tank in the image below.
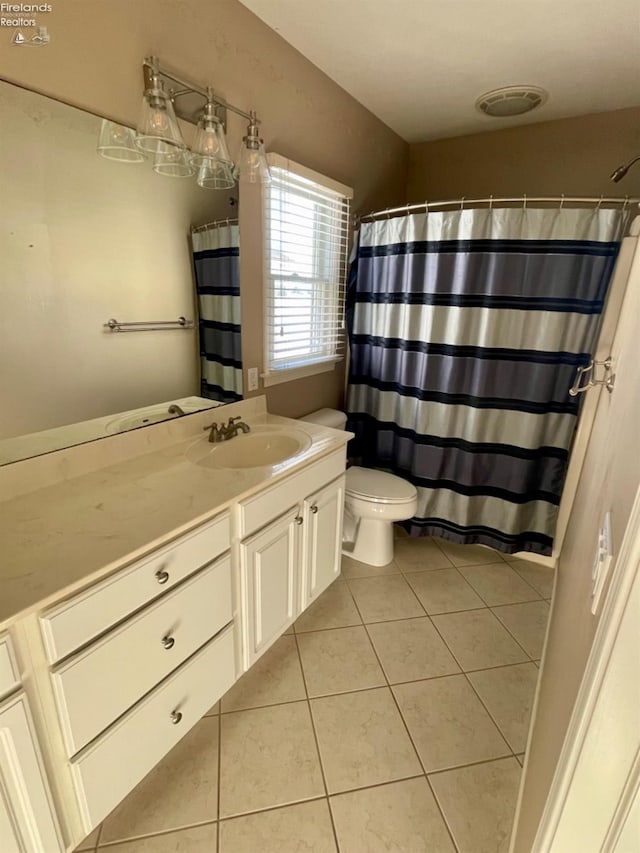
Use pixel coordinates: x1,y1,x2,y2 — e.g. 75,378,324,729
300,408,347,430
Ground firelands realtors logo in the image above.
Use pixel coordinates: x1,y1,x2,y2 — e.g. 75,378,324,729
2,3,52,45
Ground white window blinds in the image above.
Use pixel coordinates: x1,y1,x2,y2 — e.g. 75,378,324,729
263,155,352,381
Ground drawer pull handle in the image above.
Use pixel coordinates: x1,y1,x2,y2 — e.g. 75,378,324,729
310,505,319,514
162,635,175,650
155,568,170,585
295,515,303,525
170,710,182,725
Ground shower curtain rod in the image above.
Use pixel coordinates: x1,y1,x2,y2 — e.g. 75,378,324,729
191,217,239,233
357,195,640,223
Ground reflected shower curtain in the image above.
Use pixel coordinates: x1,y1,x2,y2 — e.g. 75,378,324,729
347,207,626,555
192,222,242,403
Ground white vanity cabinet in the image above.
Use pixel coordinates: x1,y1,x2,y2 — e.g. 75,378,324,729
0,634,63,853
237,448,347,670
301,476,345,607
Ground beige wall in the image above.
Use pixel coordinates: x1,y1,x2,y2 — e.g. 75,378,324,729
513,233,640,850
407,107,640,201
0,0,408,420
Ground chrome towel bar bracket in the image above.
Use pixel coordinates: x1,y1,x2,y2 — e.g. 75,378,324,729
569,357,615,396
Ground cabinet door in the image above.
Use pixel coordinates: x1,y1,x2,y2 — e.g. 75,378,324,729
302,475,345,608
240,507,301,669
0,693,63,852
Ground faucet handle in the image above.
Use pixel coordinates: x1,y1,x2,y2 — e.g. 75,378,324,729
226,416,241,427
203,421,218,432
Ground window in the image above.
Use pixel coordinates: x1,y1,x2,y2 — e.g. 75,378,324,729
263,154,352,385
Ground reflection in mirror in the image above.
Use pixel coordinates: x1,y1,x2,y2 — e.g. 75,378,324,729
192,220,242,403
0,79,242,465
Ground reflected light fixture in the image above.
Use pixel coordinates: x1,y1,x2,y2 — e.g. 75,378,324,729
97,120,146,162
153,142,195,178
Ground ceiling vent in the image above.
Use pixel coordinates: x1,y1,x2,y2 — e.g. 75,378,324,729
475,85,548,117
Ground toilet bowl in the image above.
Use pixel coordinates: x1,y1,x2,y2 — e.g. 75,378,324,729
300,409,418,566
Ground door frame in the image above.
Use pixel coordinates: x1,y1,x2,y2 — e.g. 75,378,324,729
528,482,640,850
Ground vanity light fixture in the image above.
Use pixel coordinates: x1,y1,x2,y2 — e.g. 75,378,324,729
136,62,185,153
236,111,271,185
110,55,271,188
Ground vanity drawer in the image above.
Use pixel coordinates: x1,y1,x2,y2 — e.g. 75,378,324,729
40,512,230,664
71,624,235,834
0,634,20,699
52,556,232,756
236,448,346,538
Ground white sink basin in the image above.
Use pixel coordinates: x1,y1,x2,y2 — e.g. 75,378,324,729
185,425,312,470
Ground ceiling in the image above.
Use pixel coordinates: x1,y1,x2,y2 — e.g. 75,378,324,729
239,0,640,143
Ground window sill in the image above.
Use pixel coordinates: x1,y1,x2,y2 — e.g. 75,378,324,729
261,358,343,387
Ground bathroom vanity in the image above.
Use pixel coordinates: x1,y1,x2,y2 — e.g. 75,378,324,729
0,397,349,851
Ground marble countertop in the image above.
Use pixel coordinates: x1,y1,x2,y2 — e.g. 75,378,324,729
0,403,349,628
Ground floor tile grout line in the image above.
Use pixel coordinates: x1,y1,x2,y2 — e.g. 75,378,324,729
436,562,544,611
426,752,523,778
96,818,218,849
292,630,341,853
343,571,429,621
459,668,518,759
507,561,555,599
490,602,548,661
349,589,460,853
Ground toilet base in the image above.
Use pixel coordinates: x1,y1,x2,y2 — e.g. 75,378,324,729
343,517,395,567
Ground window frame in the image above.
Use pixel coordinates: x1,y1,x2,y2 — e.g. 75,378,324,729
261,153,353,387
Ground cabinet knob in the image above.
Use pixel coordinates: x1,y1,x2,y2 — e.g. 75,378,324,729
155,568,170,585
162,635,175,650
170,710,182,725
310,505,319,514
295,515,303,525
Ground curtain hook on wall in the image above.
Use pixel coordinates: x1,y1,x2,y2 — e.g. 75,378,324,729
559,194,565,210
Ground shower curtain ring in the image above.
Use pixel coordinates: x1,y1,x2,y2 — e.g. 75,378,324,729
385,207,390,219
460,197,465,211
559,194,565,210
523,194,527,210
623,196,629,213
488,195,493,211
596,195,603,211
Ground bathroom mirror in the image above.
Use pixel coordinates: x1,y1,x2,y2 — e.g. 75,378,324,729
0,78,243,466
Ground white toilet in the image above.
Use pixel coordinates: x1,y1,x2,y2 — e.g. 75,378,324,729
301,409,418,566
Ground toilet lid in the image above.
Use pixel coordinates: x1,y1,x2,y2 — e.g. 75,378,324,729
346,467,417,503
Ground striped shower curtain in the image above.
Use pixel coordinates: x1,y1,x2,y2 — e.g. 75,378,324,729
347,207,626,555
192,222,242,403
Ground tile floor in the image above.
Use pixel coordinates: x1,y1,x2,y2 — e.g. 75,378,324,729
75,535,554,853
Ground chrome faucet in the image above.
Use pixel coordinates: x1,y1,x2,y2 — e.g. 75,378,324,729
203,416,251,443
168,404,186,416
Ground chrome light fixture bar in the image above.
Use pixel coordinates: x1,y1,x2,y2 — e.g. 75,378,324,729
134,56,270,186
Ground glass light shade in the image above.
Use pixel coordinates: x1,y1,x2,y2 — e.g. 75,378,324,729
236,138,271,184
136,83,185,154
196,158,236,190
152,144,195,178
97,120,146,162
191,115,233,168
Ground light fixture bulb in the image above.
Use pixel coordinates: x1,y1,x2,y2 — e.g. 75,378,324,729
191,97,233,169
236,112,271,184
136,76,185,154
